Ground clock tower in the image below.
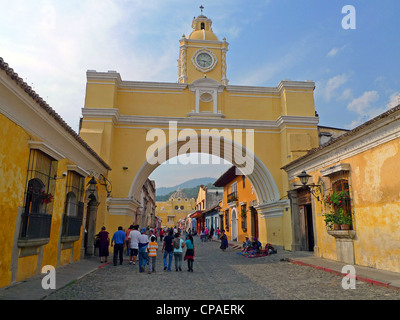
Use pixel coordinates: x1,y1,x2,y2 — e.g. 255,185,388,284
178,8,229,85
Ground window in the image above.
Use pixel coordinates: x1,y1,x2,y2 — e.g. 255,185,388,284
180,205,184,210
175,206,179,210
64,171,84,218
62,171,85,238
227,182,238,202
225,209,229,231
333,179,351,217
201,22,205,30
20,149,58,240
242,175,246,188
241,204,247,231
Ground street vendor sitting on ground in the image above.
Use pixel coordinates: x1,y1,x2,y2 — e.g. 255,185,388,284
242,236,252,252
252,237,262,253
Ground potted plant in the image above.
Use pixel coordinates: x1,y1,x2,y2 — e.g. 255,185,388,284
338,209,352,230
322,211,341,230
322,190,351,230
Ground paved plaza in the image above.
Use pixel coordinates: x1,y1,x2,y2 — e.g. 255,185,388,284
42,237,400,300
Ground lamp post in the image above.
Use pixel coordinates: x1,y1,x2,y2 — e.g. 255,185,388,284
87,176,97,195
295,171,321,201
297,170,312,186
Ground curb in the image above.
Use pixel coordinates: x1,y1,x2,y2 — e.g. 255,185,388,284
287,258,400,292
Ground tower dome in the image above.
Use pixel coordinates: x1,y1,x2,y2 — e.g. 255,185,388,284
169,188,189,200
187,12,219,41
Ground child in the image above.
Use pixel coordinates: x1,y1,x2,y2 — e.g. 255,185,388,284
147,235,158,273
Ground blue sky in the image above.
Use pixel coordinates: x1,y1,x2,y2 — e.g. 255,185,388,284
1,1,399,187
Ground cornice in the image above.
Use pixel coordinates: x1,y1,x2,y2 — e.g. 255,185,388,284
81,108,318,130
28,141,65,161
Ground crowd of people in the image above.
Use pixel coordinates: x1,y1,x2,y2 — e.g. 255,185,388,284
95,225,196,273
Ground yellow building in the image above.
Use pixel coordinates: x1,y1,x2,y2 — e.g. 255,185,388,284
0,57,110,288
282,104,400,273
155,188,196,229
79,11,319,251
214,166,259,243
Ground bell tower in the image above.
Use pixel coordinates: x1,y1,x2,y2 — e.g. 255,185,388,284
178,6,229,85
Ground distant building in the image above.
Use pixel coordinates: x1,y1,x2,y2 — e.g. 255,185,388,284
214,166,259,243
155,188,196,229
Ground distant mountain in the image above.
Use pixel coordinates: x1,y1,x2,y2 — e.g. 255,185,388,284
155,177,218,201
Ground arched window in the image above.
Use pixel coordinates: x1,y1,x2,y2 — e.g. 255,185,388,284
25,178,46,214
201,22,205,30
333,179,351,216
65,191,77,216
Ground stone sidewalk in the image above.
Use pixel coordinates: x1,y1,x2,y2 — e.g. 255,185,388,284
0,238,399,300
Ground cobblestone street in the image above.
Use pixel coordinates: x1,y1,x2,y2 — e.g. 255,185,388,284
45,237,400,300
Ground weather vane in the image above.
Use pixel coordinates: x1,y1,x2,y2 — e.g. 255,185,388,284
200,5,204,14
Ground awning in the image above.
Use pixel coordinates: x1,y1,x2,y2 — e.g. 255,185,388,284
190,210,203,219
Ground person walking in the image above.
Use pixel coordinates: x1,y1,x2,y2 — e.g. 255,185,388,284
128,225,140,265
173,232,185,271
138,228,149,273
184,234,195,272
220,229,228,252
162,229,174,271
111,226,126,266
159,228,164,242
97,226,110,263
147,235,158,273
125,225,134,256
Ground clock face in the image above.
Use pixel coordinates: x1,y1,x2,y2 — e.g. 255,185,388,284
196,52,213,68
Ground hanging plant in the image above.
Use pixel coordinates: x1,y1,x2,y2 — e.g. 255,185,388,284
40,190,54,204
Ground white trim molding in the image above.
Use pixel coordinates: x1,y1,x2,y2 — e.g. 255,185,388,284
106,197,140,217
28,141,65,161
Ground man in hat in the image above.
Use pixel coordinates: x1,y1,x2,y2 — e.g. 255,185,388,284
128,225,140,265
138,227,149,272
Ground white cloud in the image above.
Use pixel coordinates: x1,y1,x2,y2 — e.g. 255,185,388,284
316,73,349,102
345,91,386,128
386,91,400,109
326,45,347,57
347,91,379,115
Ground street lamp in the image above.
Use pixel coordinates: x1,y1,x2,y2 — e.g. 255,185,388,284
295,170,321,201
297,171,312,186
87,175,112,197
87,176,97,195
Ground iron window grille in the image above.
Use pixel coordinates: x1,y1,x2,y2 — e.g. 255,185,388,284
62,171,85,238
20,149,57,240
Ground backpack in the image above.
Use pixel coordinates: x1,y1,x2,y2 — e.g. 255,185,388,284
173,238,181,249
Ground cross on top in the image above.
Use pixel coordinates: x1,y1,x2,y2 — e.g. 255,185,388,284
200,5,204,14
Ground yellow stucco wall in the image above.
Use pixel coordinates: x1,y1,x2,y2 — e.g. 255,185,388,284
292,138,400,273
0,113,30,287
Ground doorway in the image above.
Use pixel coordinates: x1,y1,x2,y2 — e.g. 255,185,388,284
297,188,315,252
84,194,98,256
250,206,259,239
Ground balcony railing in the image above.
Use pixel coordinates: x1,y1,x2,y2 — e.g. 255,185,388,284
62,214,83,238
19,213,52,240
227,191,238,203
